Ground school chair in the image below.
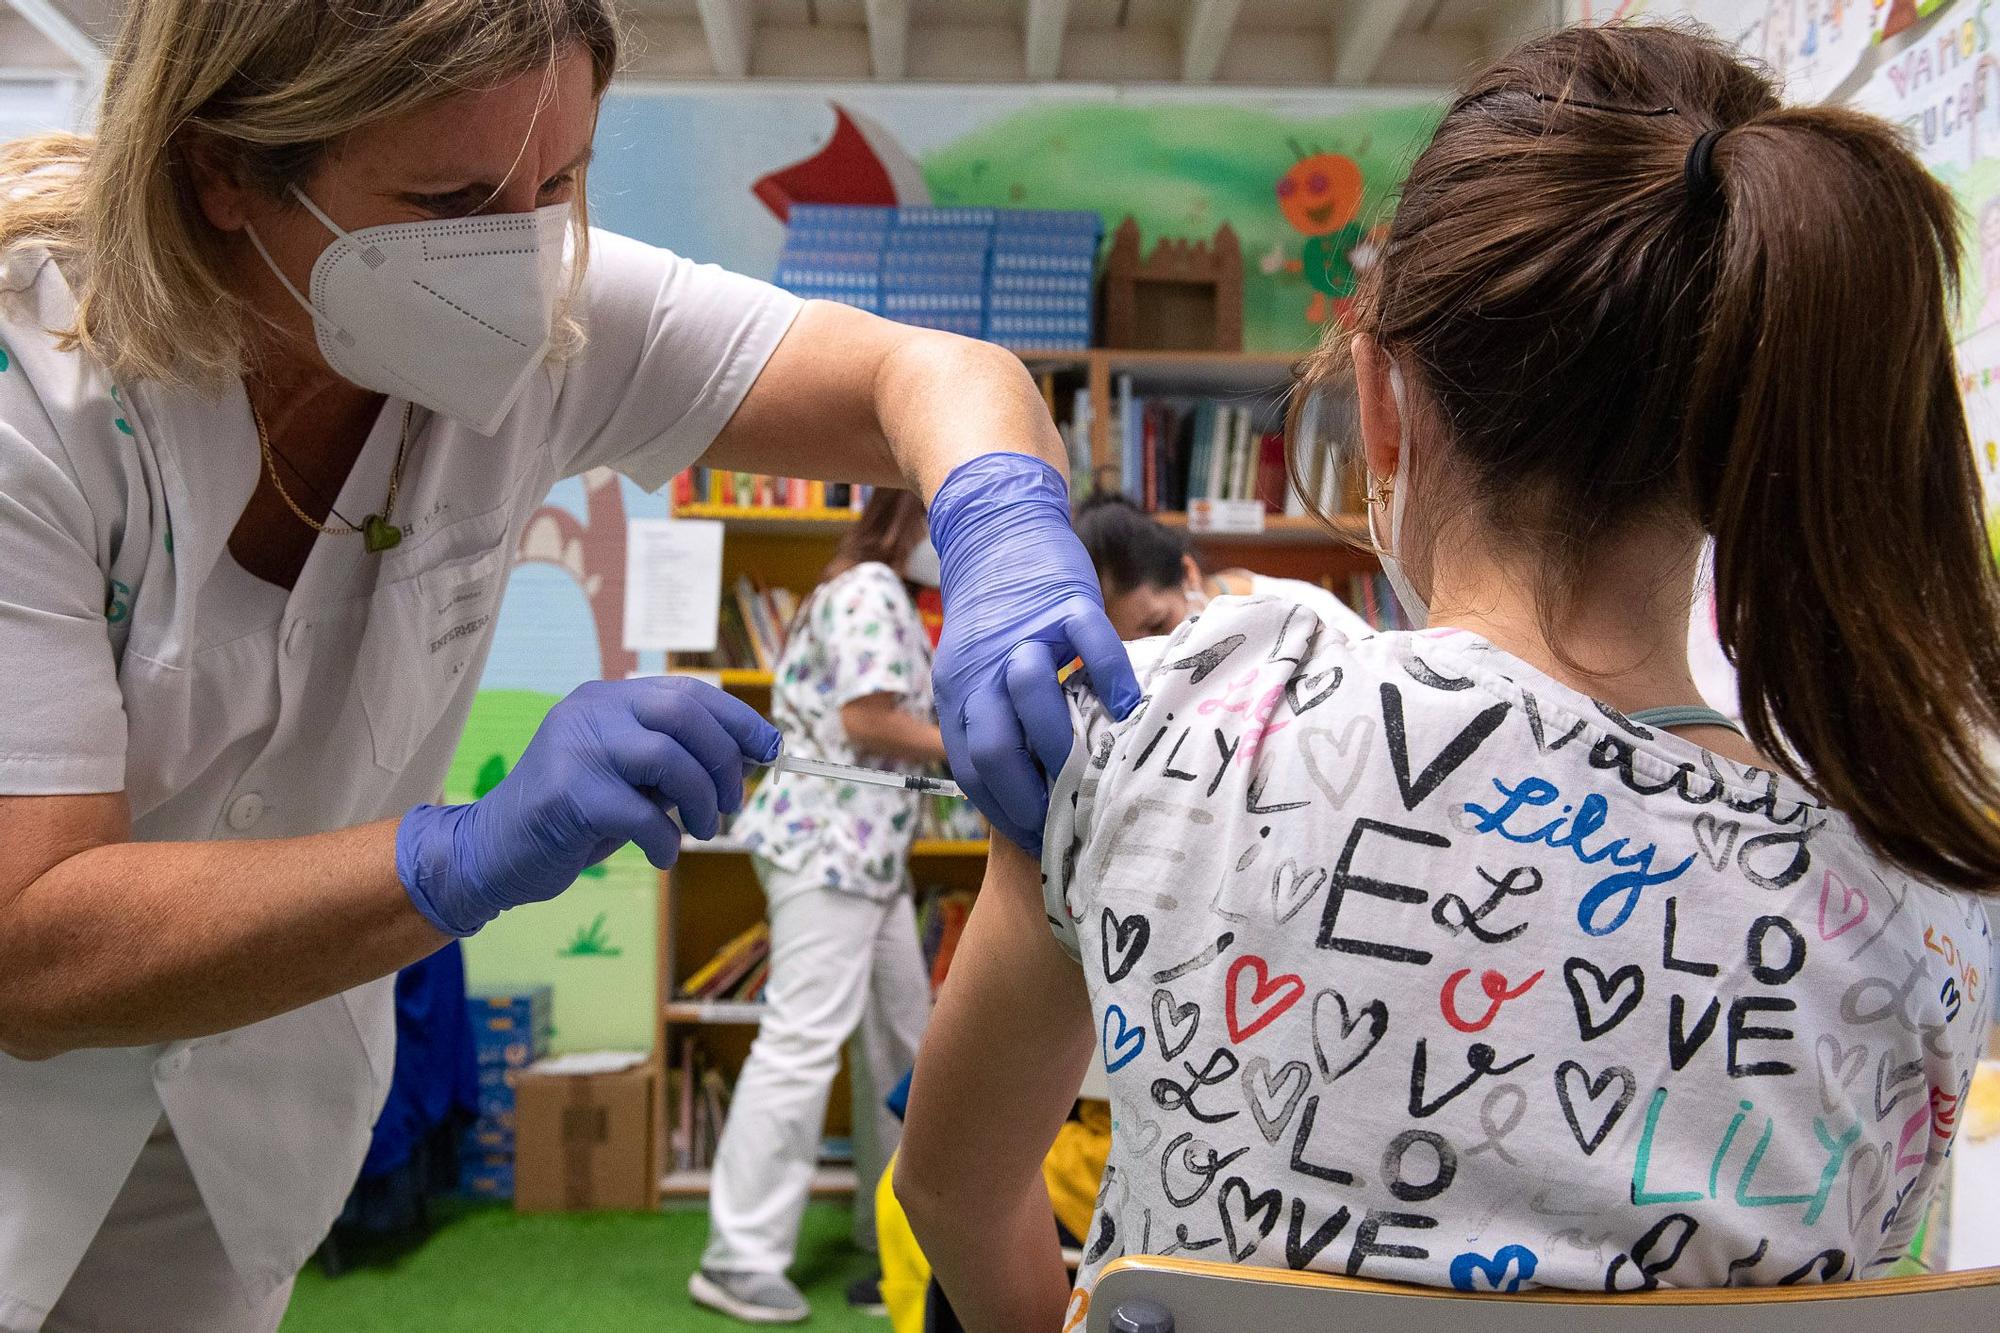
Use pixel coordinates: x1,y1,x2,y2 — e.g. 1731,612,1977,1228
1084,1255,2000,1332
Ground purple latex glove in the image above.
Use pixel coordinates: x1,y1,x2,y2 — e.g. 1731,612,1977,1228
929,453,1142,851
396,677,780,936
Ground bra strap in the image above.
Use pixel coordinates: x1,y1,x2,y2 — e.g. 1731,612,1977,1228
1626,704,1744,737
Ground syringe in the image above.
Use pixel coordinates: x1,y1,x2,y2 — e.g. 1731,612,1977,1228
762,750,966,800
754,656,1090,802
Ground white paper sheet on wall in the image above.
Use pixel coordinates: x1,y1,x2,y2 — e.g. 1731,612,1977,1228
622,517,723,653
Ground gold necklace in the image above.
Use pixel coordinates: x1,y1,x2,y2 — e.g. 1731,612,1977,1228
251,400,410,553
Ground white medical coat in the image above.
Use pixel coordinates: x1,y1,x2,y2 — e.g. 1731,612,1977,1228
0,229,799,1326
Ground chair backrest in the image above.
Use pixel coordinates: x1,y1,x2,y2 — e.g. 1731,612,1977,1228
1084,1255,2000,1333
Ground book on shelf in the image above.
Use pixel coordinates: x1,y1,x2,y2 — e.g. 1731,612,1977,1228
671,466,874,513
1064,387,1093,495
1348,571,1416,632
733,575,796,672
678,921,770,1000
916,886,978,996
672,575,797,673
699,1067,732,1161
735,956,772,1004
1110,382,1295,515
667,1034,857,1173
670,1039,738,1171
673,1036,696,1170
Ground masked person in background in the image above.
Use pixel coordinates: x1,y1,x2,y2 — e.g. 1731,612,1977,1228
1072,491,1374,640
696,491,947,1322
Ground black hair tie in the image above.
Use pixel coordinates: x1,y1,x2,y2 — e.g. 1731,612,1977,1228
1684,129,1726,206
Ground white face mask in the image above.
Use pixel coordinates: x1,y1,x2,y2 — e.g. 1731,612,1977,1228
246,186,571,436
1368,360,1429,628
903,536,941,588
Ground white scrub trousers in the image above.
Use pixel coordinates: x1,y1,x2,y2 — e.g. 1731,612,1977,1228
702,864,931,1275
36,1119,294,1333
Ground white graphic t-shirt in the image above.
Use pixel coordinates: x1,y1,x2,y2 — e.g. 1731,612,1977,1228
1042,596,1990,1298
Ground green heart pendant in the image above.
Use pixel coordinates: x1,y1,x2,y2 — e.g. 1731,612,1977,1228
362,514,402,553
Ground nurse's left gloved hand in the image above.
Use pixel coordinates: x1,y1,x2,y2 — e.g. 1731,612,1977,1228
394,677,781,937
929,452,1141,853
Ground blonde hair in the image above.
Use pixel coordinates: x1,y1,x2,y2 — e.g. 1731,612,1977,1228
0,0,619,388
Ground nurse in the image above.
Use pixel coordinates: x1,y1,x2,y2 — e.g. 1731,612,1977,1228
0,2,1134,1329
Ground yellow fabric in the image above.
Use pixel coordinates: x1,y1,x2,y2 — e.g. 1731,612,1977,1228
1041,1099,1112,1243
875,1102,1114,1332
875,1154,930,1333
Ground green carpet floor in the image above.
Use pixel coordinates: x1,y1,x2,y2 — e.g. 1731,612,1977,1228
281,1201,884,1332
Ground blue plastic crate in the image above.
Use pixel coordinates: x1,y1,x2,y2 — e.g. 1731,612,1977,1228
893,206,997,228
992,208,1101,235
790,204,894,230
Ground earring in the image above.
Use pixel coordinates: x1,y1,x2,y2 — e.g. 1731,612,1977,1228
1365,476,1394,508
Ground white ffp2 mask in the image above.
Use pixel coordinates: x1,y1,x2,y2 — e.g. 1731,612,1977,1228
247,187,571,436
1368,360,1429,628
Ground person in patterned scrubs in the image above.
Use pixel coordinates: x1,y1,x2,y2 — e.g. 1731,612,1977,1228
702,490,949,1316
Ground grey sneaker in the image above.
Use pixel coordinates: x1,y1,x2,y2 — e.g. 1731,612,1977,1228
688,1268,811,1324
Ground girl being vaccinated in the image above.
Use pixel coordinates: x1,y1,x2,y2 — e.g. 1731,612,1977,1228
898,23,2000,1328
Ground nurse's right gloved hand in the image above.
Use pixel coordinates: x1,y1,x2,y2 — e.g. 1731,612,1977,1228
393,677,781,937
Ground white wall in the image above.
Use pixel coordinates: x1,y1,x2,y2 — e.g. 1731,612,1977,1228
0,71,86,143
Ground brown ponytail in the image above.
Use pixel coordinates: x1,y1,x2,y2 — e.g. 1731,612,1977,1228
1296,22,2000,891
1692,107,2000,888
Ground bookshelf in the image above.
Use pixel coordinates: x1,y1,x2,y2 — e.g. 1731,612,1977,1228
653,345,1375,1199
655,503,990,1197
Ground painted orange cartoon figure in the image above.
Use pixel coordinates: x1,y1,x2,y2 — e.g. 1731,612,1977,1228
1261,142,1370,326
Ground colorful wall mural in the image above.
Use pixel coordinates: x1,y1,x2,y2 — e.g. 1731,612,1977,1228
1569,0,1951,102
1848,0,2000,551
588,84,1443,353
1577,1,2000,552
455,466,671,1053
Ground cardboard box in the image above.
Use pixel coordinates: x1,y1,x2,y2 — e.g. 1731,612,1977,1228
513,1062,656,1212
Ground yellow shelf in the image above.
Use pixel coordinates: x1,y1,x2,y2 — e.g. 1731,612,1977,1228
674,504,860,536
665,668,774,689
910,839,988,858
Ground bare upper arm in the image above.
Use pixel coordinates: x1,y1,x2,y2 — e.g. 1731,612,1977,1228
700,301,910,485
0,791,129,911
839,690,906,739
902,838,1095,1199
